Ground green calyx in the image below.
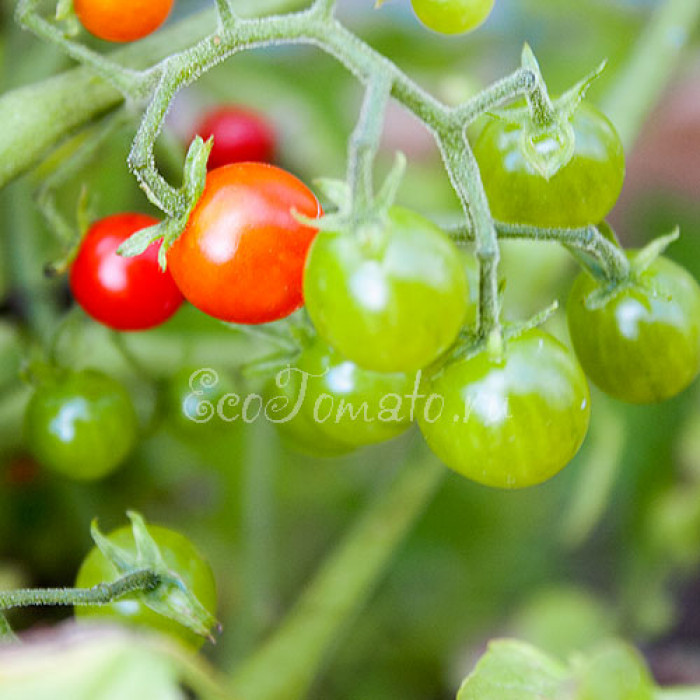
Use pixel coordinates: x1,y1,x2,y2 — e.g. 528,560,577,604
582,228,680,310
490,45,607,181
296,152,407,253
118,136,213,270
90,511,219,641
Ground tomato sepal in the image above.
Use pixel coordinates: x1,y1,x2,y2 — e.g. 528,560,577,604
90,512,219,642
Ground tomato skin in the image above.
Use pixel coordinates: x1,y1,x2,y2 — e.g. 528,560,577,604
167,163,321,325
418,330,590,489
193,107,276,170
473,102,625,228
73,0,173,42
567,256,700,404
411,0,495,35
75,525,217,649
69,213,184,332
24,369,138,481
268,336,416,454
303,207,470,373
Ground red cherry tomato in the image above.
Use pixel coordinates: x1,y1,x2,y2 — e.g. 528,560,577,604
167,163,321,324
69,213,184,331
193,106,276,170
73,0,174,43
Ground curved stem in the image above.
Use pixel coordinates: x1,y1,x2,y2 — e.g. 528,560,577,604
0,570,159,610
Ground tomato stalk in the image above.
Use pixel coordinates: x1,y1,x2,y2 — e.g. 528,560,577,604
0,569,160,615
347,76,392,226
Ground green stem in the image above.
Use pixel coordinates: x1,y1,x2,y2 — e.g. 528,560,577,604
602,0,700,150
438,130,501,336
228,450,445,700
16,0,150,99
0,570,159,610
452,68,534,123
348,75,392,222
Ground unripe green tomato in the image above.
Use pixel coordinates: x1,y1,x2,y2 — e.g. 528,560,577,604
411,0,495,35
418,330,590,489
163,366,240,436
303,207,471,373
473,102,625,228
24,369,138,481
567,256,700,404
267,336,416,455
75,525,217,649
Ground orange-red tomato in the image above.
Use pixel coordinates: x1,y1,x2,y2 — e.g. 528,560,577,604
73,0,174,43
167,163,321,324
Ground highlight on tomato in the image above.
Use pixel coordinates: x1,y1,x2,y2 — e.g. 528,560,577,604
69,213,184,332
167,162,322,325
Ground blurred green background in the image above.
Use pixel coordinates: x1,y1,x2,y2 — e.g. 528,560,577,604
0,0,699,696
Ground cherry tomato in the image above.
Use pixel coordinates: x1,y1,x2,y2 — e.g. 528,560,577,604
75,524,217,648
303,207,470,373
473,102,625,228
411,0,495,35
24,369,138,481
418,330,590,489
167,163,321,325
192,106,276,170
73,0,174,43
267,336,416,455
69,213,184,331
567,255,700,404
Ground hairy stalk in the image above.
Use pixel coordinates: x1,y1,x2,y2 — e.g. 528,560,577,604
0,570,159,610
347,76,392,222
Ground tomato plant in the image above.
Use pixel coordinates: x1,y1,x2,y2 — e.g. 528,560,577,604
303,207,470,373
69,213,184,331
24,369,138,481
75,523,217,648
567,255,700,404
167,163,321,324
418,330,591,489
473,102,625,229
73,0,174,43
192,106,276,170
410,0,495,35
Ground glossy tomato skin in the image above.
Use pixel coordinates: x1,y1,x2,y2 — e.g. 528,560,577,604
75,525,217,649
73,0,173,42
167,163,321,325
268,336,416,454
303,207,470,373
411,0,495,35
193,107,276,170
567,255,700,404
70,213,184,331
24,369,138,481
418,330,591,489
473,102,625,228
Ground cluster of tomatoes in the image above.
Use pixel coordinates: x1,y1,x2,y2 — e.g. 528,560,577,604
26,90,700,494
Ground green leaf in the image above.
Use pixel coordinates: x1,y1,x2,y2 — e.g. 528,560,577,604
574,641,655,700
182,136,212,206
457,639,570,700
